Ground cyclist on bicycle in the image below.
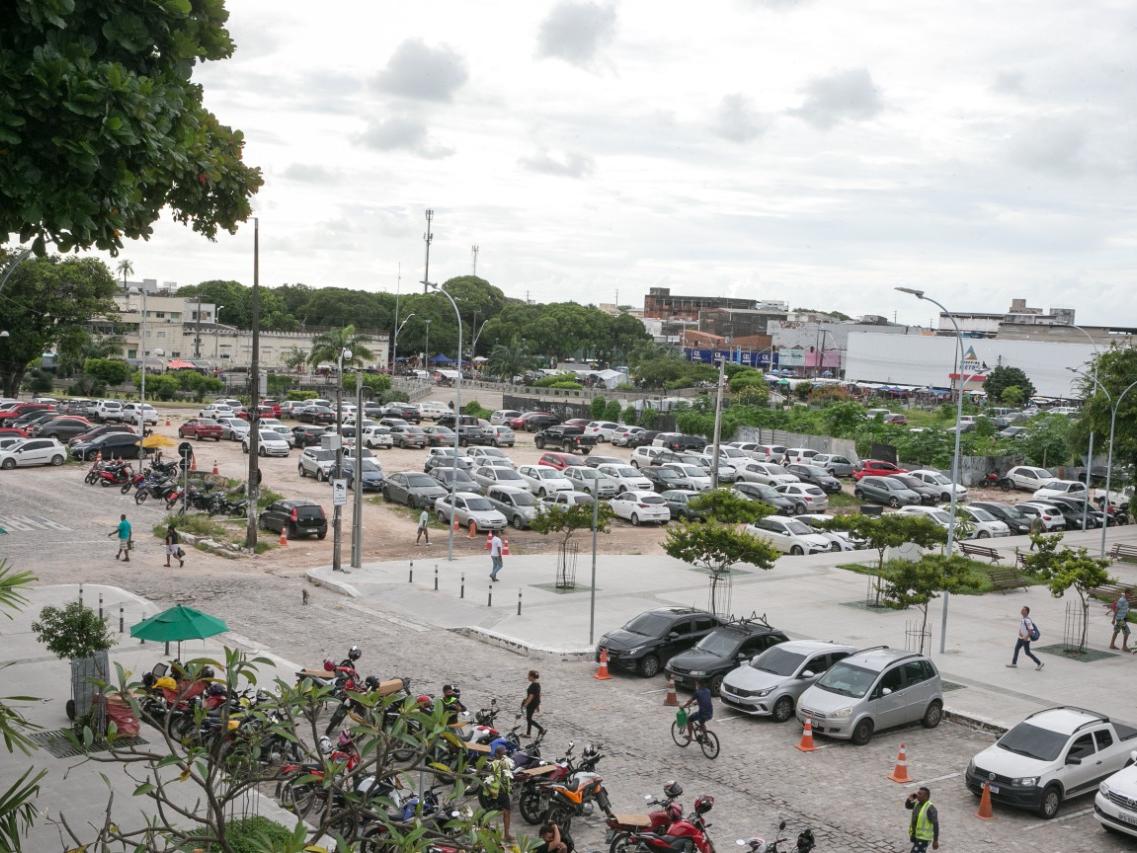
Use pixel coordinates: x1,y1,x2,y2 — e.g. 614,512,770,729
683,679,713,739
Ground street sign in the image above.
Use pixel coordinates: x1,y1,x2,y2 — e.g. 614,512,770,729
332,478,347,506
177,441,194,471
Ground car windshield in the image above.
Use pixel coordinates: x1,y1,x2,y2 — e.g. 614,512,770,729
925,472,951,485
259,431,280,441
816,663,877,698
479,448,505,457
622,613,672,636
464,498,493,511
406,474,437,487
539,469,566,479
658,469,681,479
970,507,997,522
927,511,952,523
801,466,827,477
882,479,906,491
309,450,334,461
359,460,381,473
997,723,1069,762
995,505,1025,520
694,629,743,655
752,647,807,676
496,470,523,480
766,464,790,476
784,521,813,535
680,466,704,477
508,492,537,507
612,466,639,477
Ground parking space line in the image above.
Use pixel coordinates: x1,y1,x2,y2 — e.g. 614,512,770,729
905,771,960,787
638,687,667,695
1022,806,1093,830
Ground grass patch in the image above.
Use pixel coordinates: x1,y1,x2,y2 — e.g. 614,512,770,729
837,557,1041,596
183,816,293,852
377,499,449,529
153,513,275,554
828,491,861,510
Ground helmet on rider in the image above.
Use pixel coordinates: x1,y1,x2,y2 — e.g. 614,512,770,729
364,675,381,690
347,645,362,662
199,666,215,679
663,781,683,800
206,683,227,697
694,795,714,815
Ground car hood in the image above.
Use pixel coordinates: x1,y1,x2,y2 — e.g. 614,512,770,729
797,685,861,716
413,485,448,496
800,533,835,549
769,474,798,484
598,629,651,651
972,744,1052,777
470,509,507,522
667,649,730,671
723,666,788,692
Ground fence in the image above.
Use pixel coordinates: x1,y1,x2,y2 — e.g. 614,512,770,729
502,395,678,432
734,426,858,460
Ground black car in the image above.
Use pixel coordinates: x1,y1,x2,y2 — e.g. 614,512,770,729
641,466,689,492
970,501,1033,535
785,463,843,495
259,500,327,539
69,424,135,447
297,405,335,424
382,471,449,508
456,424,493,446
381,403,421,424
655,433,708,453
32,416,95,441
597,607,724,678
534,425,598,454
291,425,330,447
891,474,941,505
660,489,705,520
70,430,143,460
631,430,660,448
732,481,796,512
1044,496,1103,529
664,616,789,696
431,466,482,494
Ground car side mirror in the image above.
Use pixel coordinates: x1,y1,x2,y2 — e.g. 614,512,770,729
800,670,815,679
668,631,679,640
881,687,892,696
1066,755,1082,766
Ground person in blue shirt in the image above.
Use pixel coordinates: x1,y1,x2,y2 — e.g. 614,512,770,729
108,513,132,562
683,680,713,739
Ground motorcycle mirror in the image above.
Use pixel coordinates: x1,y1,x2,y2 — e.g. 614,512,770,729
779,820,787,830
644,794,653,801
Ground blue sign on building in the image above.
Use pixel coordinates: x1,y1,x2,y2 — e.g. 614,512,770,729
683,348,777,369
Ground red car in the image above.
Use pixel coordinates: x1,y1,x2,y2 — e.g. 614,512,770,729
562,418,591,429
0,402,53,425
853,459,908,481
0,426,27,439
178,419,224,441
237,404,275,422
537,451,587,471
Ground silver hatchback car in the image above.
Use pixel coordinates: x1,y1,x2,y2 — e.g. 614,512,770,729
796,646,943,745
720,641,857,722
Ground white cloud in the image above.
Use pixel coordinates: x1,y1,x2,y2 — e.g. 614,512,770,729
537,1,616,66
374,39,468,102
793,67,883,129
714,94,769,143
357,115,453,159
519,149,595,178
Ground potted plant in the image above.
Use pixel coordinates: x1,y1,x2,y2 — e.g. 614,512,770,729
31,600,116,722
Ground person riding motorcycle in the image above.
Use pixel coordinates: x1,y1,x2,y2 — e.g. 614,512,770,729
340,645,362,671
441,684,467,722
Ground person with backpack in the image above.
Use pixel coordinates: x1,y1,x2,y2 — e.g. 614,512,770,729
164,523,184,568
1008,605,1044,670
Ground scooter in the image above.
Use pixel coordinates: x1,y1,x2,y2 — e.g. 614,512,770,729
607,782,685,851
623,795,716,853
736,821,815,853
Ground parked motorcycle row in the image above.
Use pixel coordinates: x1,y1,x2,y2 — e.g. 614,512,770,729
81,456,248,516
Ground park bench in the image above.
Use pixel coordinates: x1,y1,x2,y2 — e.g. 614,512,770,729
987,566,1030,593
958,542,1003,563
1109,543,1137,563
1091,583,1137,609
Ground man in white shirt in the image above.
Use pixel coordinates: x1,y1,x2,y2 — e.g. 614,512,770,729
489,532,503,581
1008,605,1043,670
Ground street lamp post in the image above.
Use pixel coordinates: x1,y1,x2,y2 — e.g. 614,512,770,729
427,283,462,562
709,357,726,489
423,319,432,370
1068,326,1101,532
392,313,415,375
351,368,363,568
896,287,965,654
332,345,352,573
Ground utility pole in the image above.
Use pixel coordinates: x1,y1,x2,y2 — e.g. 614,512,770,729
351,368,363,568
245,218,261,549
194,294,202,358
423,318,431,369
422,209,434,294
471,244,479,276
332,345,350,572
710,357,726,489
392,263,401,372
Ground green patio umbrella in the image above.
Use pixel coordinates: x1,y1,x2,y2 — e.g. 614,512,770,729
130,605,228,657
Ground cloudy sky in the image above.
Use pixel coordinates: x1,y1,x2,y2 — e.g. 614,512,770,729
95,0,1137,325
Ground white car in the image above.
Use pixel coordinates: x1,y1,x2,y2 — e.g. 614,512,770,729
794,515,863,551
782,447,819,466
517,464,574,497
774,483,829,513
660,463,712,492
543,491,595,510
243,429,290,457
0,438,68,469
489,409,521,425
595,463,654,495
585,421,622,442
704,446,751,466
612,426,645,447
751,444,788,463
471,465,528,492
434,491,507,532
121,402,159,426
745,515,834,555
418,401,451,421
1003,465,1059,492
726,441,768,460
1032,480,1089,502
200,403,234,420
906,469,968,502
216,417,250,441
959,506,1010,538
359,425,394,449
630,446,668,469
1095,751,1137,836
265,424,295,446
1016,502,1068,531
609,490,670,525
896,505,954,529
96,400,126,422
736,461,799,486
563,465,619,498
467,446,513,466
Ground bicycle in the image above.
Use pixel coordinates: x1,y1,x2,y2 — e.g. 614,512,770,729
670,712,720,760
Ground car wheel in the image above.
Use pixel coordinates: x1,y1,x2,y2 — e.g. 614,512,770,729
977,530,990,539
921,699,943,729
709,674,724,696
637,654,660,678
795,502,807,514
316,469,326,482
790,545,804,556
538,487,548,498
850,718,874,746
1,459,14,470
512,515,525,529
854,489,864,499
1038,784,1062,819
242,444,248,454
942,492,952,502
51,455,64,466
631,513,640,526
888,497,900,508
317,531,327,540
534,438,545,450
258,447,266,457
1000,480,1013,492
772,695,795,722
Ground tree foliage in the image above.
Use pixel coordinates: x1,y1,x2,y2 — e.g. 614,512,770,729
529,500,613,550
662,522,779,576
308,325,374,370
880,555,988,653
984,365,1036,403
1022,535,1113,650
1073,348,1137,477
821,514,948,605
1,0,262,254
31,600,116,661
82,357,130,386
688,488,773,525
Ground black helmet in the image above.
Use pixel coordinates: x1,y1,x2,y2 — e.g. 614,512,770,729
206,683,227,697
694,795,714,815
200,666,215,679
365,675,381,690
347,645,362,661
663,781,683,800
796,829,816,852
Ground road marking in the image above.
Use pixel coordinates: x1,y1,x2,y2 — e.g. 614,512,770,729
1022,806,1093,830
0,514,73,532
639,687,668,695
906,771,960,787
712,714,747,723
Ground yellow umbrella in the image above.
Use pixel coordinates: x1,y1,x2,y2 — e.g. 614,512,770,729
141,434,175,448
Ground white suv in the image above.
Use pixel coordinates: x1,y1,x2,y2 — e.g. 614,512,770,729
1003,465,1059,492
585,421,621,442
631,446,667,469
96,400,125,422
1032,480,1089,502
359,425,394,449
745,515,834,555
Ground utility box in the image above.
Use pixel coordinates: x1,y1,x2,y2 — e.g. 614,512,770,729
321,433,342,452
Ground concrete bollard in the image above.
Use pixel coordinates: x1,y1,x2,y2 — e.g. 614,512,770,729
79,584,83,606
517,588,522,616
434,564,438,591
98,593,103,621
487,585,493,607
460,573,465,599
409,560,414,583
119,606,124,634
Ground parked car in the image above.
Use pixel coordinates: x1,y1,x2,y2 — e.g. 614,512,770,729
750,444,788,463
895,505,954,530
661,489,705,520
642,466,690,492
298,447,337,481
31,416,92,441
746,515,835,555
796,646,943,745
534,424,597,454
665,616,788,695
120,403,159,426
794,515,864,550
425,448,475,473
68,424,134,446
854,475,922,507
357,425,394,449
537,451,587,471
417,401,450,421
736,461,799,486
297,405,336,425
1001,465,1059,492
785,463,843,494
259,500,327,540
93,400,126,422
630,445,668,469
1094,743,1137,835
178,419,224,441
958,505,1011,538
733,481,797,513
543,491,595,510
583,421,621,442
612,425,645,447
510,411,559,432
1039,496,1102,530
243,429,290,457
486,425,516,447
1015,502,1068,531
382,471,449,508
970,502,1033,535
0,438,68,469
432,466,482,494
720,640,858,721
609,490,670,526
563,465,618,498
434,491,507,532
70,431,142,460
853,459,908,481
199,402,234,420
593,463,653,495
772,482,829,513
1032,480,1090,502
811,453,857,478
484,485,542,529
490,409,522,425
782,447,820,466
471,465,528,492
890,474,942,505
905,469,968,502
967,707,1137,819
517,464,574,497
596,607,725,678
660,463,712,492
213,417,249,442
467,446,512,465
652,432,708,452
386,424,425,449
339,457,384,491
290,425,330,448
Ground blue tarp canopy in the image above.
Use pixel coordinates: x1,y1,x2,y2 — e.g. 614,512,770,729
429,353,453,365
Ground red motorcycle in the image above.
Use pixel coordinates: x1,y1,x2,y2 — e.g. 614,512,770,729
607,782,685,852
621,795,715,853
97,461,134,487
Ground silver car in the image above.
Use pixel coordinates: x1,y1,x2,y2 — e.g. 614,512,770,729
720,641,857,721
485,485,542,529
796,647,944,745
434,491,507,532
472,465,528,492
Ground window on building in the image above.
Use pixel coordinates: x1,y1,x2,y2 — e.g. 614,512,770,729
156,331,166,338
155,312,165,318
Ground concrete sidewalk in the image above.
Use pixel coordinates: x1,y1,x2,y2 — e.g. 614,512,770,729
308,527,1137,732
0,583,304,852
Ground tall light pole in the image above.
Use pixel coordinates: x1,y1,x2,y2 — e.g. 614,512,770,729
422,210,434,294
427,282,463,561
245,219,261,549
351,367,363,568
709,357,727,489
332,344,352,573
897,287,965,654
392,313,415,374
472,244,479,276
470,319,489,360
423,318,432,370
1068,325,1101,532
138,285,147,430
391,263,401,372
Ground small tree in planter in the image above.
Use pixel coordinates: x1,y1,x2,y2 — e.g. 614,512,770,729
31,600,116,723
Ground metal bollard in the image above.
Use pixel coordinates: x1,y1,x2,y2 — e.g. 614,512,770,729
119,606,124,634
487,585,493,607
434,564,438,591
409,560,414,583
79,584,83,606
517,588,522,616
98,593,103,621
140,614,145,644
460,573,465,599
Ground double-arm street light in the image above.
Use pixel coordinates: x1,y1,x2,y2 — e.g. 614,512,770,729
896,287,965,655
1066,326,1102,532
426,282,463,561
392,313,416,373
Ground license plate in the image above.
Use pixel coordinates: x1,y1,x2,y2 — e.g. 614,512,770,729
1117,810,1137,826
987,784,1000,794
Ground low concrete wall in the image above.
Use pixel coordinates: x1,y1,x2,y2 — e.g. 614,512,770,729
734,426,858,460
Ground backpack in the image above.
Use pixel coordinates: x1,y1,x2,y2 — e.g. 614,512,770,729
1028,620,1040,641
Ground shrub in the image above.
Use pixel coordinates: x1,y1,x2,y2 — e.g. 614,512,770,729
462,400,493,420
286,389,317,401
603,399,622,422
550,381,582,390
623,404,638,424
360,373,392,396
590,396,607,419
32,601,116,660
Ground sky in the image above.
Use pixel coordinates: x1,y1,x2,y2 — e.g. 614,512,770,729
87,0,1137,325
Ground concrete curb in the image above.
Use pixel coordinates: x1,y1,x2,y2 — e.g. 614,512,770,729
451,626,593,661
944,708,1008,736
305,569,361,598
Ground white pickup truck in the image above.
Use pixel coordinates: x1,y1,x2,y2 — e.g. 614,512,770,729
1095,750,1137,838
966,706,1137,819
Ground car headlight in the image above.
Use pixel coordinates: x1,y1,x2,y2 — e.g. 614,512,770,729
1010,776,1037,787
624,646,643,656
753,688,773,697
830,707,853,718
1100,781,1111,796
687,670,707,677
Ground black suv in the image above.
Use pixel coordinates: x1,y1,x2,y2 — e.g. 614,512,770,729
259,500,328,540
534,425,598,454
381,403,421,423
665,615,788,695
970,501,1033,535
597,607,724,677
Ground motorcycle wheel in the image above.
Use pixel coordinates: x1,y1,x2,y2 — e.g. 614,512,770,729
609,832,636,853
519,786,548,825
135,491,149,505
277,782,319,819
547,803,573,835
120,482,132,494
84,473,97,484
325,702,349,736
99,477,114,487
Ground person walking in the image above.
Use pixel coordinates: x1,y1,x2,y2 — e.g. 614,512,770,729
164,523,184,568
489,532,504,582
521,670,545,739
1007,605,1044,670
487,743,514,843
903,787,940,852
416,508,431,546
108,513,132,562
1028,515,1043,549
1109,590,1131,651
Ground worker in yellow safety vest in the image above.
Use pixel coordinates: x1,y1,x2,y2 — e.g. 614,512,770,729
904,786,940,852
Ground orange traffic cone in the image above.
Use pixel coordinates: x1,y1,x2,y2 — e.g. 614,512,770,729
485,530,493,550
594,648,612,680
452,515,460,532
190,455,197,472
976,782,994,820
94,450,102,463
211,459,219,476
165,416,171,427
663,675,679,706
502,535,511,556
278,527,288,547
795,716,817,752
888,742,912,783
467,520,477,539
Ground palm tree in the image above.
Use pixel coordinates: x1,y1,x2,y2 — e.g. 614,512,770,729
307,325,374,372
283,346,308,373
115,259,133,296
486,337,535,383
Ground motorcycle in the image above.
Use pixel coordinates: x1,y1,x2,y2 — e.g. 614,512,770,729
516,741,596,824
736,821,815,853
607,782,685,852
134,475,177,505
623,795,715,853
537,756,613,835
96,461,134,487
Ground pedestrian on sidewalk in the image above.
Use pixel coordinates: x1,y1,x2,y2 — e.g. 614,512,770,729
1007,605,1044,670
489,532,503,581
416,508,431,545
1109,590,1131,651
903,787,940,852
1028,516,1043,549
108,513,132,562
488,743,514,843
164,523,184,568
521,670,545,739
